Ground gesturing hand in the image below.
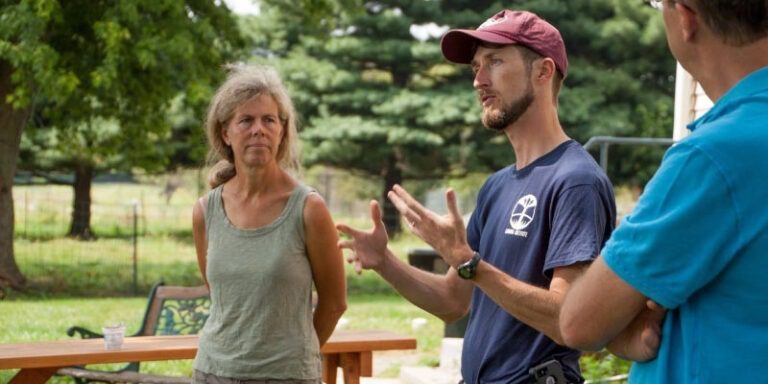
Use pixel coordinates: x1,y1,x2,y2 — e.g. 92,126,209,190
388,185,471,267
607,300,666,362
336,200,389,274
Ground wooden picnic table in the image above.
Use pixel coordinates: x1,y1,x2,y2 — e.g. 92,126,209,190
0,330,417,384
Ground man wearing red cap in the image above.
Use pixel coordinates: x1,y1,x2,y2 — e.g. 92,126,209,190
338,9,615,383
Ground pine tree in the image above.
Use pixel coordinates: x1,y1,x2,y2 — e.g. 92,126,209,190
252,0,675,234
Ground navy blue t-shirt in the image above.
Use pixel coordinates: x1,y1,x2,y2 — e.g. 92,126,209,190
463,140,616,384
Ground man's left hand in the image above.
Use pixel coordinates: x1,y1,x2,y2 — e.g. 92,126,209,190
607,300,666,362
388,185,473,267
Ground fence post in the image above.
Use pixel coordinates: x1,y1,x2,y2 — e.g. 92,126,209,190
132,200,138,295
600,142,610,171
24,189,28,238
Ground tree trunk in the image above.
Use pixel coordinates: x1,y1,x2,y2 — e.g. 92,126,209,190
68,162,95,240
381,70,410,236
381,157,402,236
0,59,30,289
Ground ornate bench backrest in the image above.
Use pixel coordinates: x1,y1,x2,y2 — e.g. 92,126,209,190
140,285,210,336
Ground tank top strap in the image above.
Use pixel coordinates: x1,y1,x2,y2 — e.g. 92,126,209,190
292,185,314,215
287,185,314,243
204,186,223,234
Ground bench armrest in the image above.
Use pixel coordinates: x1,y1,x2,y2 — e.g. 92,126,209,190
66,326,104,339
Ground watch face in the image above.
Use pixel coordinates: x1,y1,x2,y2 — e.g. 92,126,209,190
457,252,480,280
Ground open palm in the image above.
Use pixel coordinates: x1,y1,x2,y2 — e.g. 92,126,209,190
388,185,469,267
336,200,389,274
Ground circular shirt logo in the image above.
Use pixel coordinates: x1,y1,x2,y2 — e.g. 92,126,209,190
509,194,537,230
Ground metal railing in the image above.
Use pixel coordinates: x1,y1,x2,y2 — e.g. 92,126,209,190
583,136,676,171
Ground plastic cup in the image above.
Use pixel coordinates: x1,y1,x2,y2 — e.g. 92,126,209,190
102,324,126,350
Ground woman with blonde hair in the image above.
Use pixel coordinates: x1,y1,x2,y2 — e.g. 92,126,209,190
191,65,347,383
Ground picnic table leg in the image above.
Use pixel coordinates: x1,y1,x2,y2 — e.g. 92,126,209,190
339,352,361,384
360,351,372,377
10,367,62,384
323,353,339,384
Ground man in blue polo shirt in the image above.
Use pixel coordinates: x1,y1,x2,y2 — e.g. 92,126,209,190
338,9,616,383
560,0,768,382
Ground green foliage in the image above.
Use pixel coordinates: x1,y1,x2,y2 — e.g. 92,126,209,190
544,0,675,186
249,1,516,232
580,352,631,382
278,4,485,178
252,0,675,196
2,0,245,241
5,0,245,175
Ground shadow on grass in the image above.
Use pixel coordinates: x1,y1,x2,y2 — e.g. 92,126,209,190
346,270,398,296
8,261,204,300
16,229,194,242
10,260,397,300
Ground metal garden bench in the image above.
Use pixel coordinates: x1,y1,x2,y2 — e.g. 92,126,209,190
57,281,209,384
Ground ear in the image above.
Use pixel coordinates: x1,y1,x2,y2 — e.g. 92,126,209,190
534,58,556,86
221,125,231,146
675,2,699,42
276,122,287,153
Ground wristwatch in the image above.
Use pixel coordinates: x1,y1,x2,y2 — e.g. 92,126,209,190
457,251,481,280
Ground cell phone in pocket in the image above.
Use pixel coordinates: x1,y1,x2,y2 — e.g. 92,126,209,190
528,359,569,384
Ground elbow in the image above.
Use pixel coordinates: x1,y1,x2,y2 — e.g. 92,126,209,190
547,329,566,347
326,301,348,320
439,301,469,324
325,300,348,320
335,301,348,317
439,312,463,324
314,291,347,320
559,310,605,352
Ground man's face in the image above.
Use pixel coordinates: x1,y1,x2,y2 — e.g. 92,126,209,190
471,45,535,131
659,0,689,66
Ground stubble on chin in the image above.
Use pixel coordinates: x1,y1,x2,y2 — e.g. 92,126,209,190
482,108,509,132
480,84,534,132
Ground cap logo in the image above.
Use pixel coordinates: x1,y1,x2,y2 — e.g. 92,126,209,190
479,13,506,30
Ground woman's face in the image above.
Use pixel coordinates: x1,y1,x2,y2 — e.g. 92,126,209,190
222,94,284,167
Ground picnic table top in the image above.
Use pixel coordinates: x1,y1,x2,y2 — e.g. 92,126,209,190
0,329,417,370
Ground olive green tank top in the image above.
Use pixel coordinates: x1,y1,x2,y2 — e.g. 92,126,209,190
193,184,320,380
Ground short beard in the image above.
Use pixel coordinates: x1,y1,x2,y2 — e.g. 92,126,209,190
482,79,535,132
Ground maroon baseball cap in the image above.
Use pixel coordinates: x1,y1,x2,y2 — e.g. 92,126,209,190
440,10,568,77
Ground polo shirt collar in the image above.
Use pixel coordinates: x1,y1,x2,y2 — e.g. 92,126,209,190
688,65,768,132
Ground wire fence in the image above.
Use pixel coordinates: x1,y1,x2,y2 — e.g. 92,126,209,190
10,169,482,295
12,183,200,295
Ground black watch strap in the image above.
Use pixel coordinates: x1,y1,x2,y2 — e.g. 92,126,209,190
457,251,481,280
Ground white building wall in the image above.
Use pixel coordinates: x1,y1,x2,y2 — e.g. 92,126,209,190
673,63,713,140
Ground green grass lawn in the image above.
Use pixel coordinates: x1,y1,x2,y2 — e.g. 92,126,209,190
3,180,634,382
0,293,442,383
0,290,629,382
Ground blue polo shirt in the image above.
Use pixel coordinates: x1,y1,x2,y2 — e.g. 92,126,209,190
603,66,768,383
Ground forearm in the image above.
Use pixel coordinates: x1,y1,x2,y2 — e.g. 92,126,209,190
474,262,565,344
559,258,647,351
313,301,347,346
376,249,471,322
